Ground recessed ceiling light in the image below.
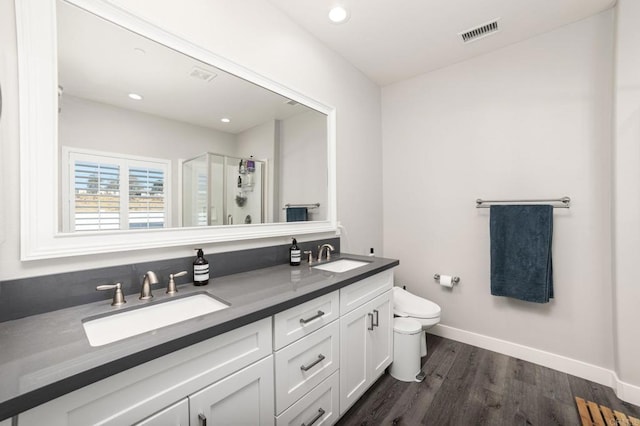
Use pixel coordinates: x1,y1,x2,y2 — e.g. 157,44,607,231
221,118,230,123
128,93,143,101
328,6,350,24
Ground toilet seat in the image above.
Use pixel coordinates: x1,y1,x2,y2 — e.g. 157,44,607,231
393,286,441,319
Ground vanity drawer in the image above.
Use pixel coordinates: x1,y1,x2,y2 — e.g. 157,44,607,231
274,320,339,414
340,269,393,314
274,290,339,350
276,371,339,426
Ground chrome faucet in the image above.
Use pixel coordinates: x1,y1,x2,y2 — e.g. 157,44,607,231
96,282,126,306
166,270,187,295
317,243,335,261
140,271,159,300
304,250,315,264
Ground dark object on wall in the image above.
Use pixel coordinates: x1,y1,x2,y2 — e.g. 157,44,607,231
490,205,553,303
286,207,308,222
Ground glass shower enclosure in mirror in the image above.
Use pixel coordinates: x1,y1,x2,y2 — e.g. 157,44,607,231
182,154,265,227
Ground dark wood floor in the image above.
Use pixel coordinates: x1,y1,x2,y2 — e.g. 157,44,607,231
337,334,640,426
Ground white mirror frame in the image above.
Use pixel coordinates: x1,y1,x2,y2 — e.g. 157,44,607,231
16,0,337,260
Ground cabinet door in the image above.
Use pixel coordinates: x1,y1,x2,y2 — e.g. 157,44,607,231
368,291,393,381
135,398,189,426
189,355,274,426
339,301,370,415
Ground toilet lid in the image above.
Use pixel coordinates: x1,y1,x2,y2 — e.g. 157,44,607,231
393,317,422,334
393,287,441,319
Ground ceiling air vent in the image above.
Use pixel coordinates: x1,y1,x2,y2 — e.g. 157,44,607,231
459,18,500,44
190,66,217,82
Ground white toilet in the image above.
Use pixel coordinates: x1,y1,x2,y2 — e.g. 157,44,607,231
392,286,441,356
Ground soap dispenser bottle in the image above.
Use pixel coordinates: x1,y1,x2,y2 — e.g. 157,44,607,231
290,238,301,266
193,248,209,286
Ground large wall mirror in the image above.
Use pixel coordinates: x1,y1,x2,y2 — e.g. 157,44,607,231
16,0,337,260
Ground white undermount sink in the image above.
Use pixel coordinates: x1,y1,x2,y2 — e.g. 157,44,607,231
82,293,230,347
312,259,370,273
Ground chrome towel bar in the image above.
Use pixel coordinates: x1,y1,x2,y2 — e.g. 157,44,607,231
282,203,320,210
475,196,570,208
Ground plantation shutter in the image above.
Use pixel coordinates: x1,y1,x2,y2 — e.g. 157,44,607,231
128,167,166,229
65,148,170,232
73,160,121,231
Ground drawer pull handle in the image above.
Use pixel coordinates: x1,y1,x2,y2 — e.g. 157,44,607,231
300,354,326,371
300,310,325,325
373,309,379,327
368,312,374,330
198,413,207,426
302,408,326,426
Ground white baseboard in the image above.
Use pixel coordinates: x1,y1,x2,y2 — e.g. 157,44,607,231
429,324,640,407
615,378,640,407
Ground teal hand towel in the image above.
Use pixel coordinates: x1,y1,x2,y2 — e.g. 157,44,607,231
286,207,308,222
490,205,553,303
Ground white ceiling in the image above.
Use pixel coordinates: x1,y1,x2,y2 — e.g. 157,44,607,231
267,0,616,86
57,0,312,133
57,0,616,130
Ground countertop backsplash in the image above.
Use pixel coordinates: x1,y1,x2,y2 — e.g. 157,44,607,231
0,237,340,323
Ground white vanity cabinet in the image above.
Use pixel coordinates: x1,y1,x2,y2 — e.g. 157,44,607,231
18,318,272,426
134,356,274,426
15,268,396,425
134,399,189,425
276,371,340,426
189,355,274,425
339,270,393,415
273,291,340,423
273,291,339,351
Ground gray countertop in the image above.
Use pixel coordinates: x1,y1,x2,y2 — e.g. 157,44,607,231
0,254,398,420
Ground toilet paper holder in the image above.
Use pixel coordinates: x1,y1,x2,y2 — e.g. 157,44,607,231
433,274,460,285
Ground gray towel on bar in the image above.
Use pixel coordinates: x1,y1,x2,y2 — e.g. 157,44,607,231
286,207,308,222
490,205,553,303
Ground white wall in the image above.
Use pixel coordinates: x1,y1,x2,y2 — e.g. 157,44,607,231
279,110,328,222
383,11,614,372
613,0,640,392
0,0,382,279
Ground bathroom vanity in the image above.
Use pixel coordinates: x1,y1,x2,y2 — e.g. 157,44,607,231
0,255,398,425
